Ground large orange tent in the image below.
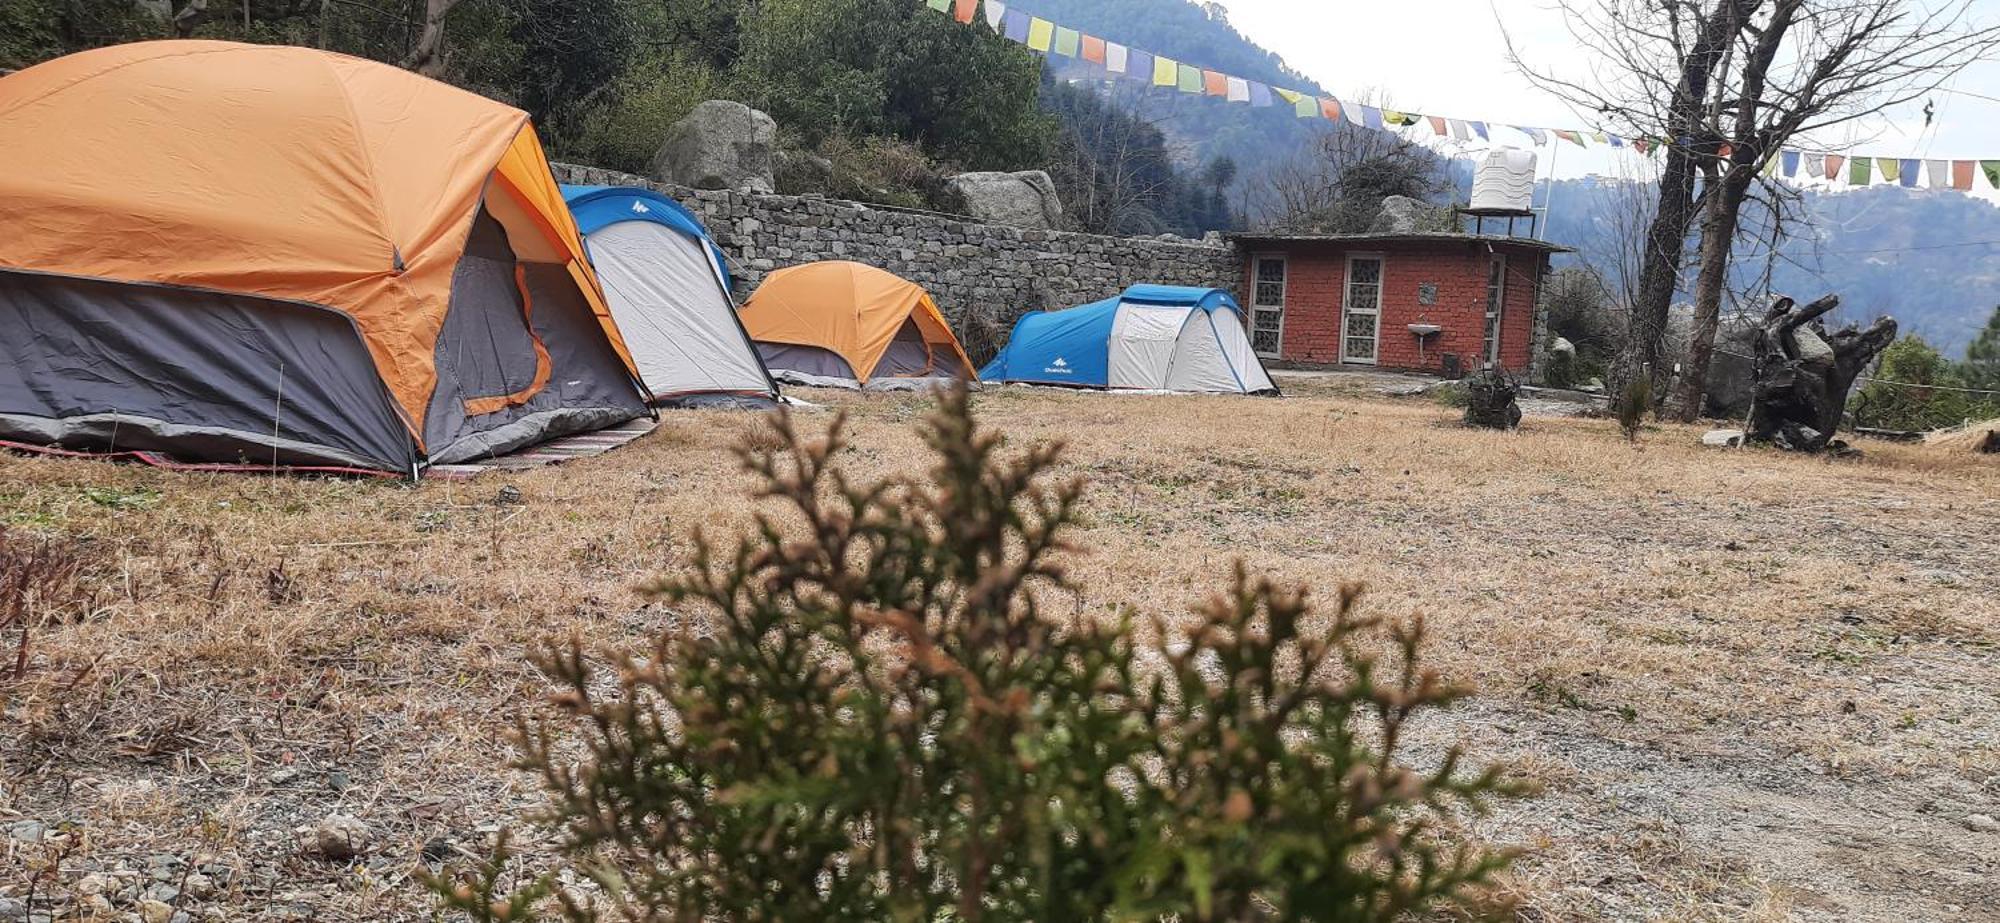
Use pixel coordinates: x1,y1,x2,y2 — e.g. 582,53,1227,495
0,41,650,475
738,261,976,389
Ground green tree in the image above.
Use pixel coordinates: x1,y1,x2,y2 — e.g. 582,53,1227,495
435,387,1523,922
1960,305,2000,393
1854,334,2000,431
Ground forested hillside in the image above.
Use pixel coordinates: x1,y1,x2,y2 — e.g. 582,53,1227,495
1541,177,2000,355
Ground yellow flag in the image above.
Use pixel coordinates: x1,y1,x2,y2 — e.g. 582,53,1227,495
1153,54,1178,87
1026,17,1054,51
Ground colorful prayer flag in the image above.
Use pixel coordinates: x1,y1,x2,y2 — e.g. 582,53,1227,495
1449,119,1470,141
1002,8,1029,42
1104,41,1127,73
982,0,1006,30
1762,153,1778,177
1360,106,1384,130
1202,69,1228,97
1052,26,1079,57
926,0,948,12
1926,160,1949,188
1248,82,1272,107
1080,34,1105,65
1226,76,1250,103
1874,158,1899,183
1381,109,1415,127
1125,49,1152,81
1983,161,2000,188
1952,160,1975,190
1632,138,1651,155
1177,63,1202,94
1554,129,1585,147
1607,134,1625,148
1152,54,1177,87
952,0,977,23
1469,121,1489,141
1848,157,1871,185
1026,17,1054,51
1824,154,1844,180
1428,115,1447,135
1319,97,1342,120
1589,131,1608,144
1294,93,1318,118
1803,153,1824,178
1781,150,1801,177
1897,159,1919,188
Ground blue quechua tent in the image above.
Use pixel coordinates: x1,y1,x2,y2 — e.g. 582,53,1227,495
562,185,778,406
979,285,1278,394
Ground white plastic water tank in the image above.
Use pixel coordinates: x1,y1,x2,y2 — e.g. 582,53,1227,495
1469,148,1537,214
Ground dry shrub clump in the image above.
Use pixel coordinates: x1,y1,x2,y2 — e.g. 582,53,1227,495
431,386,1526,922
0,525,97,685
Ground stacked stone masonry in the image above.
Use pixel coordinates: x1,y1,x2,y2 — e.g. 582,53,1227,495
553,163,1239,332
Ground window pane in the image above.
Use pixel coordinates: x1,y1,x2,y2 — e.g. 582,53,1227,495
1350,259,1381,285
1255,281,1285,306
1253,329,1281,354
1256,258,1285,281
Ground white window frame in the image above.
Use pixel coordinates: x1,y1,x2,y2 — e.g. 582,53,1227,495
1249,254,1287,359
1342,253,1384,366
1485,253,1508,367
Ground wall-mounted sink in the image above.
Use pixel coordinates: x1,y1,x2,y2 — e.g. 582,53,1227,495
1407,323,1442,336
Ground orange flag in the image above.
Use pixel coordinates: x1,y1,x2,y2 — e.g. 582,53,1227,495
1203,70,1228,97
953,0,976,23
1952,160,1976,190
1824,154,1845,180
1427,115,1447,135
1080,33,1106,64
1319,97,1342,120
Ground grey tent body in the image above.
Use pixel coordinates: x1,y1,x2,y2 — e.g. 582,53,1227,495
563,186,778,407
0,201,650,475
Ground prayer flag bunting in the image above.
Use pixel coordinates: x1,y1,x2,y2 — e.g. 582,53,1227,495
926,0,948,12
1294,93,1318,118
982,0,1005,30
1026,17,1053,51
953,0,977,23
1202,69,1228,97
1607,134,1625,148
1428,115,1447,135
1849,157,1870,185
1081,33,1105,64
1589,131,1608,144
1002,8,1029,42
1824,154,1844,180
1052,26,1079,57
1952,160,1975,190
1803,153,1824,178
1875,158,1899,183
1781,150,1800,177
1177,63,1202,94
1249,81,1272,107
1925,160,1949,188
1226,76,1250,103
1360,105,1384,129
1151,54,1177,87
1632,138,1651,155
1984,161,2000,188
1381,109,1415,127
1448,119,1470,141
1104,41,1127,73
1898,159,1918,188
1319,97,1342,120
1762,153,1779,177
1470,121,1490,141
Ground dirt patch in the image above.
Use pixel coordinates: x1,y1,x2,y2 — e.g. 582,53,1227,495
3,387,1996,921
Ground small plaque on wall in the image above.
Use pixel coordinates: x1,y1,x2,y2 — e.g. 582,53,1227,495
1418,282,1439,305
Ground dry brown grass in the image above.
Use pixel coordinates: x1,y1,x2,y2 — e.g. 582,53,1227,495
3,381,1997,921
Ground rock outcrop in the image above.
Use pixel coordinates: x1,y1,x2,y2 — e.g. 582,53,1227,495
652,100,777,193
946,170,1064,229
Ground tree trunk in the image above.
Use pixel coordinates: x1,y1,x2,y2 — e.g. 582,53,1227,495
401,0,461,76
1667,164,1755,420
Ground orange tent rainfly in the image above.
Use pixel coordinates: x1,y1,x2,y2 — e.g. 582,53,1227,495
738,261,978,390
0,41,650,475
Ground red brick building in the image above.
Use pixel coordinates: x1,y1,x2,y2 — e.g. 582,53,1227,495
1227,233,1569,377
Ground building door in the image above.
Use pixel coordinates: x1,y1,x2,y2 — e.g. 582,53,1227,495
1484,253,1507,367
1343,255,1383,365
1250,256,1286,358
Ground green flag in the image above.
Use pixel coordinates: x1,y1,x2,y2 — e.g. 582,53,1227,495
1177,63,1201,93
1849,157,1871,185
1052,26,1080,57
1983,161,2000,189
926,0,948,10
1294,94,1317,118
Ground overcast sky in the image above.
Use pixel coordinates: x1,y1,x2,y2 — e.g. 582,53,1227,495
1212,0,2000,198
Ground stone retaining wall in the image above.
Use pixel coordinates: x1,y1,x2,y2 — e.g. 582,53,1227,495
552,164,1239,338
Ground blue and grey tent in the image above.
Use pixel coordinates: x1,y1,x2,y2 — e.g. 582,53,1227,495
563,185,778,406
980,285,1278,394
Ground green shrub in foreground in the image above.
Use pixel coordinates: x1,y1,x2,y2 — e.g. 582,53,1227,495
437,386,1524,921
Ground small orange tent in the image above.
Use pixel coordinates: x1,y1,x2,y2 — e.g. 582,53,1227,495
0,41,649,474
739,262,976,389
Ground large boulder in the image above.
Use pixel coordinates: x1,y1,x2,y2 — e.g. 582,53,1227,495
1369,195,1445,234
1701,317,1761,419
652,100,777,193
946,171,1064,229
